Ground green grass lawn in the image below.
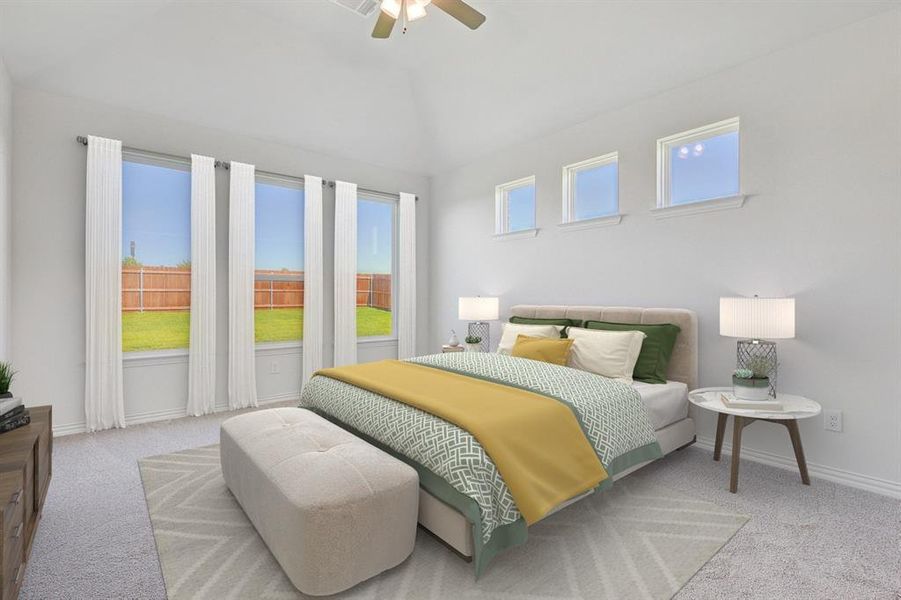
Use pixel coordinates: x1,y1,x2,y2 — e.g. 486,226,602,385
354,307,393,338
254,308,303,344
122,307,392,352
122,310,190,352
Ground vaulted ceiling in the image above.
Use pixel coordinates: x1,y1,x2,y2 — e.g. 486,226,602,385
0,1,895,175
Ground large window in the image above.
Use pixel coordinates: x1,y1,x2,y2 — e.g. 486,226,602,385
657,117,740,209
357,196,395,338
254,177,304,344
562,152,619,226
121,157,191,353
495,176,536,236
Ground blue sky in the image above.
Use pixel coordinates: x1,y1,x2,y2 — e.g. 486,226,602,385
357,198,393,274
670,131,739,204
123,161,393,273
574,162,618,219
507,185,535,232
255,181,305,271
122,161,190,265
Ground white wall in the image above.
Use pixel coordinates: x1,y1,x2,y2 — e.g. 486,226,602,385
429,12,901,494
0,58,11,362
11,88,430,434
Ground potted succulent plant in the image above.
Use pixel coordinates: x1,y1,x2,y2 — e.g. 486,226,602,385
464,335,482,353
0,362,16,399
732,356,773,401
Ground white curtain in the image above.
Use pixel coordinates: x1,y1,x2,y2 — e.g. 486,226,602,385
333,180,357,367
302,175,324,384
187,154,216,416
228,161,258,409
397,192,417,359
85,135,125,432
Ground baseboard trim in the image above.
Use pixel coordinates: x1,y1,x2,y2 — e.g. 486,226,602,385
696,436,901,500
258,393,300,405
126,406,190,427
53,421,93,437
52,393,302,437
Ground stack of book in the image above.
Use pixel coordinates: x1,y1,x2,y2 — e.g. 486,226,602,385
0,397,30,433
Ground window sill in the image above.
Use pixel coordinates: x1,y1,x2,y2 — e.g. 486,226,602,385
558,214,623,231
123,340,392,366
651,195,745,220
256,342,303,356
357,337,398,348
493,228,539,241
123,349,189,368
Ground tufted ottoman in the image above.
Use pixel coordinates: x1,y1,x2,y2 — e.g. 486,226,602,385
220,407,419,596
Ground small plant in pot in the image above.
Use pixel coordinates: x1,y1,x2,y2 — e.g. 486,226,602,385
464,335,482,353
0,362,16,399
732,361,772,401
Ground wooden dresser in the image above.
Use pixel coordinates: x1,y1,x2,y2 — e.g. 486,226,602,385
0,406,51,600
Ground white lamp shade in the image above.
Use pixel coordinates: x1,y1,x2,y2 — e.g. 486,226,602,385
458,297,499,321
720,297,795,339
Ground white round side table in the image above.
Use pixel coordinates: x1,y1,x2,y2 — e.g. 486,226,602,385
689,387,822,493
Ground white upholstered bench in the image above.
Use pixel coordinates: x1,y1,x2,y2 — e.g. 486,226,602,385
220,407,419,596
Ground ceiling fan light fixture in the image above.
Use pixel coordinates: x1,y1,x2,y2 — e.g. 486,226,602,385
380,0,401,19
371,0,485,38
405,0,427,21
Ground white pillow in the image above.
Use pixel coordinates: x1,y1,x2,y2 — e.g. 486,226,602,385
566,327,647,382
496,323,562,355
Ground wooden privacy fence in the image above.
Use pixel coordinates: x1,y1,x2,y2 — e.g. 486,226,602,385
122,267,391,311
122,267,190,312
359,273,391,311
254,270,304,309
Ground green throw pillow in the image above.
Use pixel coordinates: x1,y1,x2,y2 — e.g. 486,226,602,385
509,316,582,337
584,321,681,384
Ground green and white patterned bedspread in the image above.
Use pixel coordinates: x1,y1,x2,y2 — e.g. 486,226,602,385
300,353,660,544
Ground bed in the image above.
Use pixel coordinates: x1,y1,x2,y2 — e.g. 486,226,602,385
300,304,697,574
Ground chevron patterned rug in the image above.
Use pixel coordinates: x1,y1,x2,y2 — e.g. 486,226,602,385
139,445,748,600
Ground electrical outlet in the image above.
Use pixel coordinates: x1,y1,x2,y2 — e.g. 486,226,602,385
824,409,842,432
270,362,280,375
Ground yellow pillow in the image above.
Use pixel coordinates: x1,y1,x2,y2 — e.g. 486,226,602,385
510,334,574,366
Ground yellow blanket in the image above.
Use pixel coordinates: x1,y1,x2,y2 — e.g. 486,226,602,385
315,360,608,525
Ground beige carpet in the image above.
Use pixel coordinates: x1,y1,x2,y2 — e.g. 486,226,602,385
139,445,748,600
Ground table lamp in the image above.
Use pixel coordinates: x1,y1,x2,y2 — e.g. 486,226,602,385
719,296,795,397
458,297,499,352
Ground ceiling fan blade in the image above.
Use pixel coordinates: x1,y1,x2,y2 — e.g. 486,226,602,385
372,10,397,38
432,0,486,30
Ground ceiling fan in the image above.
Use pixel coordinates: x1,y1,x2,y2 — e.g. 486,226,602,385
372,0,486,38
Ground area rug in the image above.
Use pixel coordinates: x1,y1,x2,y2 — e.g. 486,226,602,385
138,445,748,600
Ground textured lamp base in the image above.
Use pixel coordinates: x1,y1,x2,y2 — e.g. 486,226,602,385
736,339,778,397
467,322,490,352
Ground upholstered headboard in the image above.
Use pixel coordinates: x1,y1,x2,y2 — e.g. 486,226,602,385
510,305,699,391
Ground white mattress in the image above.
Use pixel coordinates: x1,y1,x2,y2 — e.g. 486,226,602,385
631,380,689,431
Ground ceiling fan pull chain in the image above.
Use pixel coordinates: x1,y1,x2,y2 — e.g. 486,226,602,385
402,0,408,34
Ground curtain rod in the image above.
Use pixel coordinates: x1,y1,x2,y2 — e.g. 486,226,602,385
75,136,417,200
